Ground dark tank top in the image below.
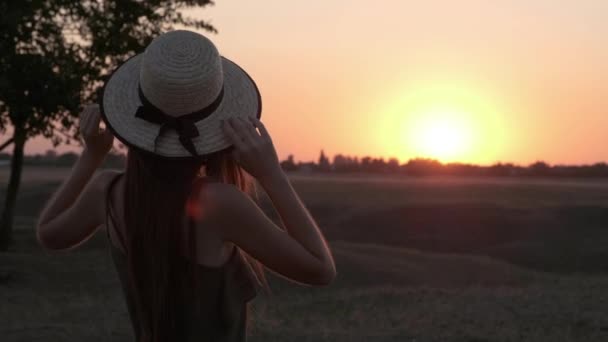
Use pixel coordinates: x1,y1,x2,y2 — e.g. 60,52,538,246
105,174,259,341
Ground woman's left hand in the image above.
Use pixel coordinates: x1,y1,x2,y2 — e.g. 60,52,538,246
80,104,114,159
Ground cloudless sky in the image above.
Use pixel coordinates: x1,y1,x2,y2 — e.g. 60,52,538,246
25,0,608,165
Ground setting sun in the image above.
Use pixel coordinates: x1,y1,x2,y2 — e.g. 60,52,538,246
410,109,473,163
378,82,506,164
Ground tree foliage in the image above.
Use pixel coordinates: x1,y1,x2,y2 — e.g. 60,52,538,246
0,0,215,144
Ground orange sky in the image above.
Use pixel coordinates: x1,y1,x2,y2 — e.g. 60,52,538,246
24,0,608,165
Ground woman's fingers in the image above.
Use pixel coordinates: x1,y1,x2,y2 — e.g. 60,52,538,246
222,116,270,151
82,109,94,138
222,120,246,150
248,116,271,141
88,106,101,136
88,106,102,137
80,105,101,138
229,118,257,144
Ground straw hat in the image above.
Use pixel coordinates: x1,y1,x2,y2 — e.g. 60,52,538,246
100,30,261,159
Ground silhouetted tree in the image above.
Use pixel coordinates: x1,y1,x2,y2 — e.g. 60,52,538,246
588,163,608,177
318,149,331,172
404,158,443,176
370,157,387,173
360,156,371,172
443,162,473,176
0,1,216,250
332,154,346,172
352,156,360,171
488,162,516,177
387,158,400,173
297,162,316,173
528,161,551,177
333,154,360,172
280,154,298,171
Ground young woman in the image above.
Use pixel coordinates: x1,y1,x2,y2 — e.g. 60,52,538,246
36,30,336,341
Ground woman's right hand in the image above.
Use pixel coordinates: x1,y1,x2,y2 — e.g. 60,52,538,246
222,116,283,185
80,104,114,160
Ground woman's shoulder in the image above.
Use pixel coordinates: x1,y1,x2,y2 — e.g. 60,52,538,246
197,181,251,210
194,181,258,231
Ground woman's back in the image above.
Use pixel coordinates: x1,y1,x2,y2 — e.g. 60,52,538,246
106,174,259,341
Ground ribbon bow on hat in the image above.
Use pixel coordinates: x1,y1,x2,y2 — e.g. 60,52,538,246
135,85,224,156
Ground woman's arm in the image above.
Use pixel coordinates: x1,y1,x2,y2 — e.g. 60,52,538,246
217,117,336,285
38,150,105,227
37,105,115,250
258,170,335,274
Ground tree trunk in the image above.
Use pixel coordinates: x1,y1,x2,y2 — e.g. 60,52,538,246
0,130,25,251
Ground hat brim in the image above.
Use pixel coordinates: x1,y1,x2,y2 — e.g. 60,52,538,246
100,54,261,159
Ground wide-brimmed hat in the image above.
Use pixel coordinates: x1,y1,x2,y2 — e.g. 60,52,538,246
100,30,261,159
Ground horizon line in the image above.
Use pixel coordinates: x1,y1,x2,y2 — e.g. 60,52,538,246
2,150,608,168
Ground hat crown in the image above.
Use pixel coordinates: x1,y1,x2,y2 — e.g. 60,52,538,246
139,30,223,117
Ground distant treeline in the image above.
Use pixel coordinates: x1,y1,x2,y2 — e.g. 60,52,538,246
2,149,608,178
0,151,125,169
280,150,608,178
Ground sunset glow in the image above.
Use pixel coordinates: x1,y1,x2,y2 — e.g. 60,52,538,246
21,0,608,165
410,110,473,163
375,82,506,164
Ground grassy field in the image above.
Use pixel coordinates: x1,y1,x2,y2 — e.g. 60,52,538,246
2,167,608,341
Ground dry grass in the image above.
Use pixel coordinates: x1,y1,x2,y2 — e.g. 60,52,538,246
2,232,608,342
2,167,608,341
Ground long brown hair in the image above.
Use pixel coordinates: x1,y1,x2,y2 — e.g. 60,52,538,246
122,148,265,342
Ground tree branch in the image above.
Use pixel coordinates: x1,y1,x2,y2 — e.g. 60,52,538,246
0,138,13,152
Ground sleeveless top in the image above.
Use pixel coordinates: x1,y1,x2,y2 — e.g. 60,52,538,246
105,173,259,342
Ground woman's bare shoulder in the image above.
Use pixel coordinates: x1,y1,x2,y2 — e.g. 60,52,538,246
199,182,251,212
196,182,260,232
